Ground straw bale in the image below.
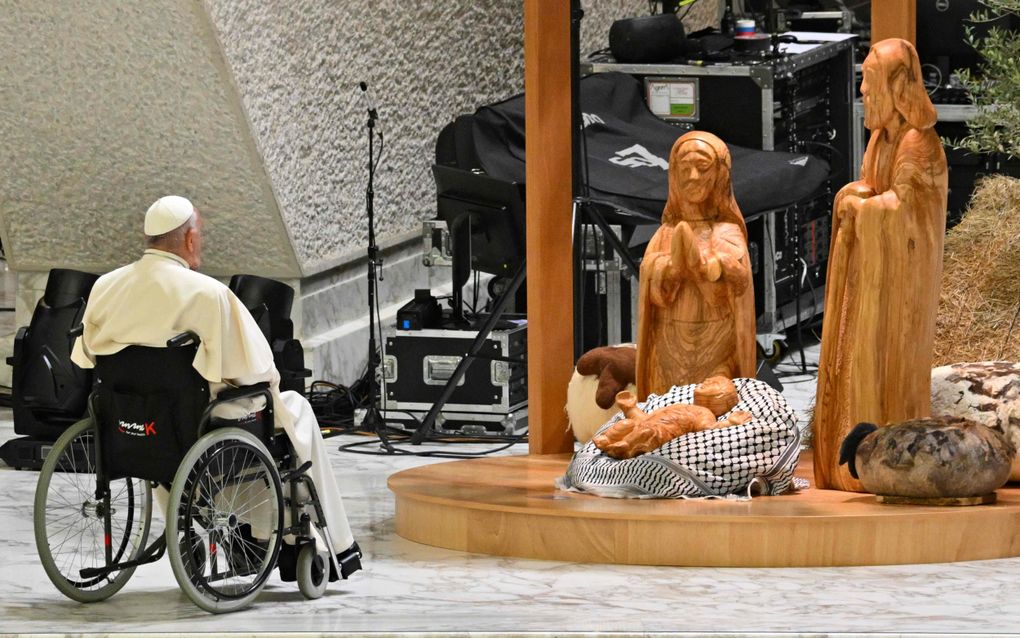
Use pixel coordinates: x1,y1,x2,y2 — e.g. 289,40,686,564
934,174,1020,365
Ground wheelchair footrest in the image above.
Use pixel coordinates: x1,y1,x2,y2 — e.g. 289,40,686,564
79,535,167,578
333,541,363,581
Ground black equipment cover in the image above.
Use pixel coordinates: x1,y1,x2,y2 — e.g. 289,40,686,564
452,72,830,222
609,14,686,64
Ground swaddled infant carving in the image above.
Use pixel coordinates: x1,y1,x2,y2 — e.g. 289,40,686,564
594,376,752,459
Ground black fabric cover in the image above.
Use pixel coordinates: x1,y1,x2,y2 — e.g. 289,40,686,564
460,72,830,221
95,345,209,483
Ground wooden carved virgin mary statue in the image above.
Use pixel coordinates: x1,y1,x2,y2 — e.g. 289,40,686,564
636,131,756,399
813,39,949,491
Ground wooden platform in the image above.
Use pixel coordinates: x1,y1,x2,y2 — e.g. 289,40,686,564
388,450,1020,567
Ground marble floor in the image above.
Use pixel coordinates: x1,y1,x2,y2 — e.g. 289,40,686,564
2,346,1020,636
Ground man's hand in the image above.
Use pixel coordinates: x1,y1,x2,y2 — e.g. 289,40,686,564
838,195,866,228
838,181,875,201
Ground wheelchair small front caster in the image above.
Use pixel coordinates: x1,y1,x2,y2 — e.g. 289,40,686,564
757,339,786,365
297,543,329,599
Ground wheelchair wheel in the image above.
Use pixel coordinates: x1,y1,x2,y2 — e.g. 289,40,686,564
34,418,153,602
296,542,329,599
167,428,283,614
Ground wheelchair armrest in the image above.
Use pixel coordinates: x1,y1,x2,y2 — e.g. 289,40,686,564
214,381,271,403
281,367,312,380
167,331,200,348
199,382,275,440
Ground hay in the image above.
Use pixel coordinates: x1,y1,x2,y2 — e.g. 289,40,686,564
934,174,1020,366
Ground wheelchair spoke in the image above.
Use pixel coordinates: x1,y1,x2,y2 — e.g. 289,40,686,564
166,433,283,611
36,422,150,601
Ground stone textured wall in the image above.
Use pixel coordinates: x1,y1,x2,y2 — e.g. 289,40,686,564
204,0,720,274
0,0,718,278
0,0,300,278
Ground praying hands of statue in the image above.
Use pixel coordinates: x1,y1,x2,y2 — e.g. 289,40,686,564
593,377,753,460
670,221,723,282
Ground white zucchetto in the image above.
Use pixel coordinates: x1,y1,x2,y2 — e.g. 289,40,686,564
144,195,195,236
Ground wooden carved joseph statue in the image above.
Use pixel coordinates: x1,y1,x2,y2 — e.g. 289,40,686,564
813,38,949,491
636,131,756,399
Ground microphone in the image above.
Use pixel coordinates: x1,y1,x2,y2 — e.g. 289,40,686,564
359,81,378,120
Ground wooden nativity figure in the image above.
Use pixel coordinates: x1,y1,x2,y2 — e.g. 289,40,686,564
594,376,752,460
813,38,949,492
636,131,756,400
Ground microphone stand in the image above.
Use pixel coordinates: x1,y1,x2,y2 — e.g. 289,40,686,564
359,94,388,443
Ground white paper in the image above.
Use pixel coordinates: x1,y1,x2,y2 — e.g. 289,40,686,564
779,42,822,54
783,31,858,42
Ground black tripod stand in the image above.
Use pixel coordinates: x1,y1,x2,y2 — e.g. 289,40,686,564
358,83,387,436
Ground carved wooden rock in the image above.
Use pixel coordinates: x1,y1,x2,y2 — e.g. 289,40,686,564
844,417,1014,499
813,38,949,491
636,131,756,399
931,361,1020,481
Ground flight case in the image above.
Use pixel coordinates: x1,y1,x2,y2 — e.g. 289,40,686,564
381,323,527,414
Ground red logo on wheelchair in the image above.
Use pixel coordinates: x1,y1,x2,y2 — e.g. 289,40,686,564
117,420,157,437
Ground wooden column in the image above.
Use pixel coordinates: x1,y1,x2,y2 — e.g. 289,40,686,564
524,0,574,455
872,0,915,45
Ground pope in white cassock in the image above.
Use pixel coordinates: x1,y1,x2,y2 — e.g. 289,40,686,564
71,195,361,580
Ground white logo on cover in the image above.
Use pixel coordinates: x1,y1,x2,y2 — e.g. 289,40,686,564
609,144,669,170
118,420,156,437
582,113,605,128
788,156,809,167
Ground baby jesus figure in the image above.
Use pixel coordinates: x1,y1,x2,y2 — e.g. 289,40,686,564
593,376,752,460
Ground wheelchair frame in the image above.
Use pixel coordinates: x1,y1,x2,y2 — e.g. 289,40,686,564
34,331,341,614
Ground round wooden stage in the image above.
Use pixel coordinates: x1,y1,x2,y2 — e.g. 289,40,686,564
388,450,1020,567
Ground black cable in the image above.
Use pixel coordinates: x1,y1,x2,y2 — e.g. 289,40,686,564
370,260,398,454
792,207,807,374
680,0,701,21
471,269,480,316
336,416,528,458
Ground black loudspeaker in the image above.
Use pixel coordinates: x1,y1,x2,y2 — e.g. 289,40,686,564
228,274,311,394
8,268,99,440
609,14,686,64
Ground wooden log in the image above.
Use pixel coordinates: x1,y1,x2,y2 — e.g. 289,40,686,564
812,39,948,491
872,0,915,46
524,0,574,454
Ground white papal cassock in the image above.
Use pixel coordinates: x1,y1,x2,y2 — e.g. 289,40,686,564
71,248,355,552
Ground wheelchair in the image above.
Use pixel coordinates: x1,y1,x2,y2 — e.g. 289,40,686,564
33,332,342,613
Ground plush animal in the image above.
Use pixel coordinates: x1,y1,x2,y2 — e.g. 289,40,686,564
839,416,1015,500
566,344,637,443
593,376,752,460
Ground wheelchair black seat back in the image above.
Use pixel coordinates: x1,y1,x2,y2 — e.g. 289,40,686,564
95,344,208,484
35,334,336,614
93,344,273,484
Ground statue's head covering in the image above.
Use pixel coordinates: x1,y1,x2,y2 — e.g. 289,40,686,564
144,195,194,236
868,38,937,131
662,131,747,239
